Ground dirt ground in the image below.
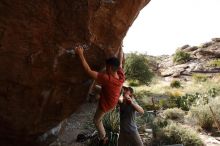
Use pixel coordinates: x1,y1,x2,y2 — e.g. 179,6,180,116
41,102,97,146
40,101,220,146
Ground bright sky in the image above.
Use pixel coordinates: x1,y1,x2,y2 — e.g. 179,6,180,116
123,0,220,56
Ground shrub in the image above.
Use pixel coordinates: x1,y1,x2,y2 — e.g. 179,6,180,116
170,80,181,88
160,92,199,111
103,108,119,133
152,117,169,135
209,96,220,122
192,73,208,82
189,105,214,130
173,51,191,64
143,104,160,111
163,108,185,120
159,99,169,109
178,93,200,111
159,97,180,109
209,59,220,67
135,90,160,111
160,90,184,109
167,90,183,98
208,88,218,97
124,53,153,84
128,80,140,87
157,122,204,146
189,96,220,130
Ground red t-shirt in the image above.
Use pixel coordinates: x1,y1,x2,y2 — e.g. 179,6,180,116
97,67,125,112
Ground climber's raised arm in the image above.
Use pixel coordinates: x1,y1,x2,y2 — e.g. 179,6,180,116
118,47,124,68
75,47,98,80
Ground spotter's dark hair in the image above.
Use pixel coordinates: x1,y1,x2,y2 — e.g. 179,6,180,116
128,87,134,94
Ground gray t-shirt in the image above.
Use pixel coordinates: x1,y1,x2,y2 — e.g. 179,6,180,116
119,99,138,133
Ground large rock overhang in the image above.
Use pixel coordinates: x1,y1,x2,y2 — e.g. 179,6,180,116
0,0,150,145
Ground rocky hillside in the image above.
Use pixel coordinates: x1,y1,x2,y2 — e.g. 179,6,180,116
157,38,220,79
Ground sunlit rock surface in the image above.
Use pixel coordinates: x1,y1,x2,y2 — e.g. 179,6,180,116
0,0,150,145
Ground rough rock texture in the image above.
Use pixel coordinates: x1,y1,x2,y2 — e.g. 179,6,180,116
0,0,150,145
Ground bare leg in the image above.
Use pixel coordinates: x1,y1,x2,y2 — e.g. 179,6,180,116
93,106,106,139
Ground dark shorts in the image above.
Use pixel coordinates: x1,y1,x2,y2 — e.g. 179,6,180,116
118,131,143,146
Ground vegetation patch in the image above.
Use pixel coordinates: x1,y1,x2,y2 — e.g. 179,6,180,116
163,108,185,120
170,80,181,88
128,80,140,87
192,73,209,82
103,108,120,133
208,59,220,67
160,91,203,111
157,122,204,146
173,51,191,64
135,90,160,111
189,96,220,130
189,105,214,131
125,53,153,85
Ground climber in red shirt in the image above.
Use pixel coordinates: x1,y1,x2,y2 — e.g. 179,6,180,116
75,46,125,144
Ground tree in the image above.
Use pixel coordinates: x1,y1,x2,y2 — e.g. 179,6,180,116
124,53,153,85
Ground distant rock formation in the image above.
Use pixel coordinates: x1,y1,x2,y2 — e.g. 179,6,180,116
158,38,220,79
0,0,150,145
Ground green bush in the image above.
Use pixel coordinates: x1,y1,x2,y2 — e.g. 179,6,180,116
170,80,181,88
125,53,153,84
159,90,182,109
159,96,181,109
189,96,220,131
160,90,183,109
208,87,219,97
209,59,220,67
177,93,199,111
128,80,140,87
157,122,204,146
189,105,214,130
160,92,199,111
192,73,208,82
173,51,191,64
152,117,169,134
163,108,185,120
143,104,160,111
159,99,169,109
209,96,220,123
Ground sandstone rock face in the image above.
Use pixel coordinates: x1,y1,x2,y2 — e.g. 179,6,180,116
0,0,150,145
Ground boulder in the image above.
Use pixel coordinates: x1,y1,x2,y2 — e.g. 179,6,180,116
200,42,213,48
180,44,190,50
0,0,151,145
195,48,220,58
184,46,198,52
160,64,189,77
212,38,220,42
